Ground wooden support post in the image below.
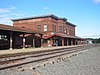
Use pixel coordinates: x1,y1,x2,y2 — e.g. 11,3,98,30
71,39,73,45
80,40,81,44
32,34,35,48
66,38,68,46
62,38,64,46
67,39,68,46
74,39,76,45
75,39,77,45
79,40,81,45
40,34,43,47
33,38,35,48
81,39,83,44
41,39,43,47
78,40,80,45
23,33,25,49
50,38,53,46
10,32,13,50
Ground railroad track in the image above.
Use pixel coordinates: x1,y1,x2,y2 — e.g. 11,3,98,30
0,44,98,70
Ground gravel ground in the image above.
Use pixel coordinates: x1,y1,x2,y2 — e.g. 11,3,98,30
0,46,100,75
34,47,100,75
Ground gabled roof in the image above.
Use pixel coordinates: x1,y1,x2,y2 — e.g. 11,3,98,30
0,24,43,34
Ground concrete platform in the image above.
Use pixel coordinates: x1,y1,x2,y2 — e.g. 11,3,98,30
0,45,86,56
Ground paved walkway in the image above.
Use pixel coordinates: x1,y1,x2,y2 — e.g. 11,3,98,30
0,45,84,56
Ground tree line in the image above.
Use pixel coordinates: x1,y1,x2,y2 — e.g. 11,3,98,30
92,38,100,43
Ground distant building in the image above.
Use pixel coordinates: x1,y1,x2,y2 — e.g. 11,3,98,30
86,39,93,44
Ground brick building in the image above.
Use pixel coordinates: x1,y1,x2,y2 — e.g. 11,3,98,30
12,14,85,47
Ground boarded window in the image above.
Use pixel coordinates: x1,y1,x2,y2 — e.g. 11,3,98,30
52,24,56,32
37,25,41,32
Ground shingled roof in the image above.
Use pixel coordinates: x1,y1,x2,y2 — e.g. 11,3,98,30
0,24,43,34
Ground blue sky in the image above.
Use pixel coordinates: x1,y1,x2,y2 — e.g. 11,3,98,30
0,0,100,38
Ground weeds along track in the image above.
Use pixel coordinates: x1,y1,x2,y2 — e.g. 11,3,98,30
0,44,98,70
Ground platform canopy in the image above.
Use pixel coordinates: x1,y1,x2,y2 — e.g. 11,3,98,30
0,24,43,34
43,33,82,39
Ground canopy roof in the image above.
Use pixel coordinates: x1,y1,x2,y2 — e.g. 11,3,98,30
43,33,82,39
0,24,43,34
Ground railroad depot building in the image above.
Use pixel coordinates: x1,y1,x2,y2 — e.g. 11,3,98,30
0,14,86,50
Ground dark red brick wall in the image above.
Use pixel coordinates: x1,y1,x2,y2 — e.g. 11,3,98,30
13,17,75,36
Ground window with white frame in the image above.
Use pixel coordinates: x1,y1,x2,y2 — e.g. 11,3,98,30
44,24,47,31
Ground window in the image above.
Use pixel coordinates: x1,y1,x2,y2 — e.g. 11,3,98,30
37,25,41,32
59,26,62,32
44,24,47,31
64,29,67,33
0,35,7,40
0,35,1,39
67,29,69,34
52,24,56,32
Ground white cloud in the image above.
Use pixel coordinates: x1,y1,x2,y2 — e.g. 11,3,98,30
93,0,100,4
43,7,52,13
0,8,10,13
10,12,23,16
0,18,13,25
0,6,23,25
8,6,16,10
0,6,16,14
0,14,9,18
43,7,49,10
